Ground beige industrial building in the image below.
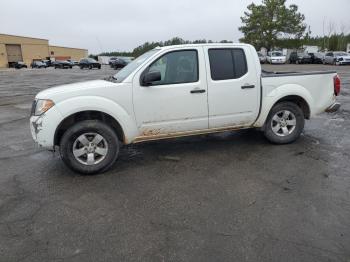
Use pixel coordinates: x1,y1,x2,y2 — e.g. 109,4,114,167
0,33,88,68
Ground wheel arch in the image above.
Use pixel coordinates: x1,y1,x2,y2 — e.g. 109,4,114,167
254,84,313,127
54,110,125,146
273,95,310,119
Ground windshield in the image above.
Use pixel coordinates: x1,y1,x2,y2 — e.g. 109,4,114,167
113,49,159,83
335,52,348,56
121,57,133,63
272,52,283,57
88,58,97,62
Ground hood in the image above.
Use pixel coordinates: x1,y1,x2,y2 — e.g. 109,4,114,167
36,80,121,101
336,55,350,59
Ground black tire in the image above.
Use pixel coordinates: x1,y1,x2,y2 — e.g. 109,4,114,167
89,65,93,69
59,120,120,175
263,102,304,144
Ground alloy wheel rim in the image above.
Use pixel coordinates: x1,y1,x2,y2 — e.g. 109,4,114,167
72,133,108,165
271,110,297,137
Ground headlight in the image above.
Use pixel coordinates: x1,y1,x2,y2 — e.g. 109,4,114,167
32,99,55,116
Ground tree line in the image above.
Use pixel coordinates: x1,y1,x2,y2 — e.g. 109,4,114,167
275,34,350,52
91,37,232,59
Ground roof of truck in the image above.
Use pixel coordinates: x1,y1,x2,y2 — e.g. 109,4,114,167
155,43,250,50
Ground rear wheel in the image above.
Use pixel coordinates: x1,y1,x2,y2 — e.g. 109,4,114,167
264,102,304,144
60,120,120,174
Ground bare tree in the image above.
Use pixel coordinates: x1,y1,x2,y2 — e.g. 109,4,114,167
327,21,336,49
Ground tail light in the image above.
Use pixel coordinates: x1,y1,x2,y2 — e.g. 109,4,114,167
334,75,341,96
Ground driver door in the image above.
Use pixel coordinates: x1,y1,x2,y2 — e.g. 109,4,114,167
132,48,208,138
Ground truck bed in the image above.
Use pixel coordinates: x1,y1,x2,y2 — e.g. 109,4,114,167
260,70,337,118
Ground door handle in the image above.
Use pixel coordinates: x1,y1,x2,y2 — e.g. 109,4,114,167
241,84,255,89
190,89,206,94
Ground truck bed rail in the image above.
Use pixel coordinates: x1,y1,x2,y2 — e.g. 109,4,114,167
262,70,337,78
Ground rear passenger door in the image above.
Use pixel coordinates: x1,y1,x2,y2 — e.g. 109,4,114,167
204,46,260,128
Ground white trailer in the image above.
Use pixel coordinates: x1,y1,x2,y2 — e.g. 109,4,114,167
98,56,114,65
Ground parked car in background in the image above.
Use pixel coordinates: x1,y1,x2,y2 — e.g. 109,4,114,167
42,60,53,67
79,58,101,69
31,61,47,69
108,57,118,65
110,58,128,69
67,59,79,66
54,61,73,69
266,51,286,64
257,52,266,64
324,51,350,65
289,51,311,64
308,53,323,64
13,61,27,69
30,43,341,174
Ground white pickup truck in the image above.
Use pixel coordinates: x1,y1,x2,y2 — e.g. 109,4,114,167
30,43,341,174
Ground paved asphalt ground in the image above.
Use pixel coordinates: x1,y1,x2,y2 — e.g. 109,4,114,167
0,64,349,262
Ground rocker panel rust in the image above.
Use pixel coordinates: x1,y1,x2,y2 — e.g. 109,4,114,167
132,125,252,143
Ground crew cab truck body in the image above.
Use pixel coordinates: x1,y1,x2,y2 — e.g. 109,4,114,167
30,44,341,174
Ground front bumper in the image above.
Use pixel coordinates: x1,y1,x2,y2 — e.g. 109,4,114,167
271,60,286,64
325,102,341,113
30,106,63,149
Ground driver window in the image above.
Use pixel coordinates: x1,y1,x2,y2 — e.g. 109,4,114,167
147,50,198,85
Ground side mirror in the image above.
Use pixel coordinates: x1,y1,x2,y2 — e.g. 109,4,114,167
143,71,161,86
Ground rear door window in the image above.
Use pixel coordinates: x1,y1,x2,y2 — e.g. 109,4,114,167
208,49,247,80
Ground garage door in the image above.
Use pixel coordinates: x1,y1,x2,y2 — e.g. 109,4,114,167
6,44,23,62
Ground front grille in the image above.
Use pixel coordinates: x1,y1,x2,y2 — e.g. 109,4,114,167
30,100,37,116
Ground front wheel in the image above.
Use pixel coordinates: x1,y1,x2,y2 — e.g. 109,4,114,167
60,120,120,174
263,102,304,144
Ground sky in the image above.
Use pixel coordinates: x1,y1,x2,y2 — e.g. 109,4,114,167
1,0,349,54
